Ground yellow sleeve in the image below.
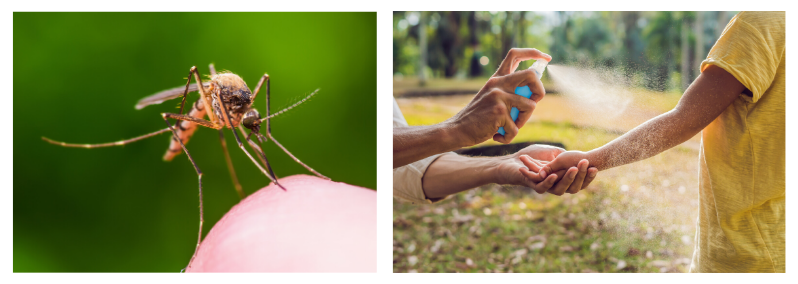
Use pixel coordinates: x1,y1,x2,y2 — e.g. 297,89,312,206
700,12,783,103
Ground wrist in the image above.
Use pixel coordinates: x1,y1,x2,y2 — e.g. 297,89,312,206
440,120,467,150
486,155,512,185
586,148,606,171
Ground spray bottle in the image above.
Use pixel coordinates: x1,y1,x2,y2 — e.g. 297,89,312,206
497,59,549,136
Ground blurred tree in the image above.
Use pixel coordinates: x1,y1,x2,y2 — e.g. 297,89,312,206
393,11,737,92
468,11,483,77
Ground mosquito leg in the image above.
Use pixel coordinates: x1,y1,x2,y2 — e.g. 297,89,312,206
266,132,329,180
163,113,221,130
42,128,171,148
236,126,281,186
218,129,245,199
186,66,219,125
237,125,270,170
162,114,204,272
250,73,269,112
215,97,285,190
209,63,217,76
177,67,204,116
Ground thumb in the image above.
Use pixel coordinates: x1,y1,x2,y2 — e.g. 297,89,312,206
541,157,568,178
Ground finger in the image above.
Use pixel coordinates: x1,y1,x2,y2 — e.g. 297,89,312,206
566,160,589,194
495,107,519,144
582,167,598,189
550,167,578,196
499,69,547,103
520,155,544,172
531,173,558,194
519,167,544,183
540,161,557,178
499,90,537,129
493,133,506,144
494,48,552,77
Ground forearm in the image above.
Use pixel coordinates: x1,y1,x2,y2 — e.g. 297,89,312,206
551,65,743,173
587,109,700,171
421,153,502,199
393,123,462,168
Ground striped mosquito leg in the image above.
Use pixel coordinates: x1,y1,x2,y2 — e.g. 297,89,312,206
176,69,194,116
218,129,245,199
266,133,329,180
208,63,217,76
250,73,269,118
42,128,171,148
162,114,204,272
178,66,209,116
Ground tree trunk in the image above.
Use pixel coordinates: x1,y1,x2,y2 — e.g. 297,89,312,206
693,11,705,78
418,12,427,86
680,14,691,91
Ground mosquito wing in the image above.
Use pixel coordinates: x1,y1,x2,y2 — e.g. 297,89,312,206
135,82,211,110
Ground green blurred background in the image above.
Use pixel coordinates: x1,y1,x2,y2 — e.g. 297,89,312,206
14,12,376,272
394,11,735,92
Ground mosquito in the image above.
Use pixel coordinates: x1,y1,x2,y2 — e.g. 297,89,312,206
42,64,329,271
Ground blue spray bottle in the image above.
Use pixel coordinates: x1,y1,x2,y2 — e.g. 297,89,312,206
497,59,549,136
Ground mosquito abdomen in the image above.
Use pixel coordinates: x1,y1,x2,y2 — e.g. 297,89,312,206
164,98,207,161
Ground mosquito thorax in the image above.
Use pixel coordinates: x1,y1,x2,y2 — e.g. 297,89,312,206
210,73,253,127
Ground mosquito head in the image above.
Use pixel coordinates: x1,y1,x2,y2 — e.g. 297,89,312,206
242,108,262,132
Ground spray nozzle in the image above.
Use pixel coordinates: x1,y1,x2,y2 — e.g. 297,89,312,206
529,59,548,79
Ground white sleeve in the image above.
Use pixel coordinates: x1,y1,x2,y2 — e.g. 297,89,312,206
393,98,452,204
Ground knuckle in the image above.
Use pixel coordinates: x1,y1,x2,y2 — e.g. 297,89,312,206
486,88,499,98
486,77,501,87
527,100,537,110
492,104,506,116
522,68,536,78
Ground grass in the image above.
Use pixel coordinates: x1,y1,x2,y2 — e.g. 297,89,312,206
393,81,699,273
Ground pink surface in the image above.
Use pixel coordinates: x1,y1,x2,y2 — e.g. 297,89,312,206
186,175,376,272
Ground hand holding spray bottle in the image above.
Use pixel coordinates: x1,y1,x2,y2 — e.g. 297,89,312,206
497,59,549,136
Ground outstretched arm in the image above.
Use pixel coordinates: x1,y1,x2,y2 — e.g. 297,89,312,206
421,144,596,199
542,65,746,175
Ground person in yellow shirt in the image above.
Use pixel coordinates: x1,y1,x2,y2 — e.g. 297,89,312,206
536,11,785,272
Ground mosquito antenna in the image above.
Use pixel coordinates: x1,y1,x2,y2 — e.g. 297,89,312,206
42,128,171,148
259,88,320,122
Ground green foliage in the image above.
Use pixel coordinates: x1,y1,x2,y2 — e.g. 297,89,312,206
14,12,376,272
394,11,736,90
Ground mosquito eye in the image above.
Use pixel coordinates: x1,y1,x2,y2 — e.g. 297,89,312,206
242,109,261,129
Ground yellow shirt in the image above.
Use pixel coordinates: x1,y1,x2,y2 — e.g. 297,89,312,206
693,11,785,273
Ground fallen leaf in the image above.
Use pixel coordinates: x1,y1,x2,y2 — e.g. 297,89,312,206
627,247,640,256
529,241,546,250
